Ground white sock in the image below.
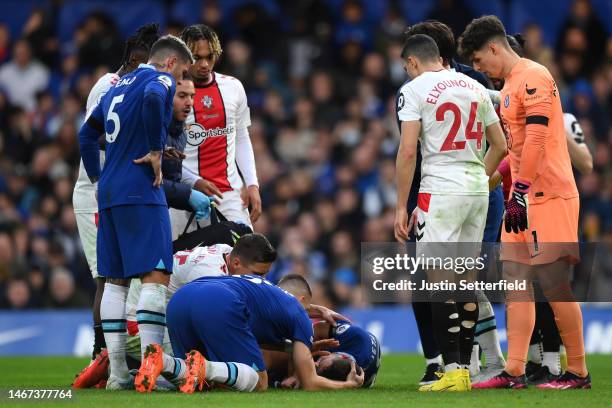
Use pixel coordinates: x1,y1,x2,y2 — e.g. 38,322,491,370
528,343,543,364
543,351,561,375
101,283,129,380
206,361,259,392
475,297,505,367
161,352,187,383
469,344,480,376
136,283,167,360
162,329,173,356
426,355,442,366
445,362,460,373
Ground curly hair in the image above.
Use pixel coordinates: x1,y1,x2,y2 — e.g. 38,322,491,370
458,15,507,60
404,20,455,66
507,34,525,57
180,24,223,60
121,23,160,66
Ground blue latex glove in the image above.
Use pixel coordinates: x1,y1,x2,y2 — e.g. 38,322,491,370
188,190,211,220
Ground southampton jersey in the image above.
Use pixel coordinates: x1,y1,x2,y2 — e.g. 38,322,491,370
73,73,118,213
168,244,232,296
85,65,175,210
184,72,251,192
397,69,499,196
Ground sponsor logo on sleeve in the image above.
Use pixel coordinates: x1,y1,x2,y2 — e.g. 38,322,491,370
397,93,405,110
157,75,173,90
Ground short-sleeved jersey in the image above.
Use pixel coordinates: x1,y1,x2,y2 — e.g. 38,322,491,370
328,320,380,371
184,73,251,192
563,113,584,143
168,243,232,296
89,65,175,209
397,69,499,196
73,73,118,213
188,275,313,348
499,58,578,203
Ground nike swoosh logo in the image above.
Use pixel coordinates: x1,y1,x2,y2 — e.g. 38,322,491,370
0,326,42,346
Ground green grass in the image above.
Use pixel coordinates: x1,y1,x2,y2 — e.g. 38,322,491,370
0,354,610,407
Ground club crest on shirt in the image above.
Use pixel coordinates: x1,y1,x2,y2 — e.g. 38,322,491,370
202,95,213,109
504,94,510,108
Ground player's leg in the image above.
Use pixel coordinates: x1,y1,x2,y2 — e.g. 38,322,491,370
166,283,262,392
97,208,132,388
113,204,173,361
75,211,106,357
418,194,470,391
528,300,562,383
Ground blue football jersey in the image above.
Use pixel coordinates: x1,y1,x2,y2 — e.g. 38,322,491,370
86,64,175,210
190,275,314,348
329,320,379,371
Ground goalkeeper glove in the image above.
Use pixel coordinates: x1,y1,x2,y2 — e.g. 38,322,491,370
188,190,211,220
504,180,530,234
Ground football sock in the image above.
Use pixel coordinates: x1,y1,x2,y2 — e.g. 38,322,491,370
430,290,460,367
413,301,440,359
543,351,561,375
457,300,478,367
136,283,167,361
206,361,259,392
505,300,535,376
469,344,480,376
425,355,442,366
475,292,505,366
547,300,587,377
101,283,129,380
93,323,105,357
162,353,187,383
528,343,543,364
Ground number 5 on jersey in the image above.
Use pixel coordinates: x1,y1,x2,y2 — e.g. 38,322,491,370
106,94,124,143
437,101,483,152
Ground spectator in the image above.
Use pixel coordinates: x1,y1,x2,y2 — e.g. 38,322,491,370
0,39,49,112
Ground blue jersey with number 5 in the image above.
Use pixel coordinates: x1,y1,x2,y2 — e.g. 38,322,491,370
84,64,175,210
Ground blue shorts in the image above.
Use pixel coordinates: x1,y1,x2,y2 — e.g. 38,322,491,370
97,204,173,278
166,280,265,371
483,186,504,243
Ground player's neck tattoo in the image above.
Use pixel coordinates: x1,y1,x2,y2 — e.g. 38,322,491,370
150,62,166,70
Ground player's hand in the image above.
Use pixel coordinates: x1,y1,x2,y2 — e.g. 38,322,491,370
280,376,300,389
189,190,212,220
163,147,186,160
133,150,163,187
312,338,340,352
244,185,262,223
394,208,409,243
308,304,350,327
504,180,530,234
346,361,364,388
311,350,332,359
194,178,223,202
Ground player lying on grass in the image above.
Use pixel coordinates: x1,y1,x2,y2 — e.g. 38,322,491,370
137,274,364,393
266,319,381,389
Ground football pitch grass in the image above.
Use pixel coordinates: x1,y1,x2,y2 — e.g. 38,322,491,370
1,354,610,407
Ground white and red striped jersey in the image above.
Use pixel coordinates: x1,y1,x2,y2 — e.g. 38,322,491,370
167,243,232,296
184,72,251,192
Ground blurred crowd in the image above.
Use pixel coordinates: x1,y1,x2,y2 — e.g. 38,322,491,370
0,0,610,310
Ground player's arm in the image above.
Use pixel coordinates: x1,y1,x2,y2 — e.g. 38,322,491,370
78,102,105,183
565,116,593,174
138,76,174,187
394,120,419,243
292,341,363,390
482,97,508,176
234,80,261,222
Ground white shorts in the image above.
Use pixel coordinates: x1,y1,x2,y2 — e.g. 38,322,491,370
170,189,251,240
75,211,99,278
415,193,488,264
